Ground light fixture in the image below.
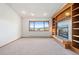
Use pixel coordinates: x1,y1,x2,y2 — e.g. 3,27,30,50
65,12,70,16
43,13,48,16
21,10,26,15
31,13,35,16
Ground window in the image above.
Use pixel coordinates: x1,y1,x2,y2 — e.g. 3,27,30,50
29,21,49,31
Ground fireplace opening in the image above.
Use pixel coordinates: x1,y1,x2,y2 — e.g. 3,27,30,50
58,25,69,39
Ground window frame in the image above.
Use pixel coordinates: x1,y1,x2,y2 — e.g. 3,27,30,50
29,21,49,31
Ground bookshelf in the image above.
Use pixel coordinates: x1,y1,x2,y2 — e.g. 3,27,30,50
52,18,57,35
72,3,79,49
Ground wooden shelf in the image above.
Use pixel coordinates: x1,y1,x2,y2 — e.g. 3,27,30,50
72,7,79,11
72,3,79,10
72,14,79,17
73,21,79,23
73,28,79,30
52,18,57,35
73,40,79,43
73,35,79,38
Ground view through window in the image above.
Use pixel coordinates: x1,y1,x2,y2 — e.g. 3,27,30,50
29,21,49,31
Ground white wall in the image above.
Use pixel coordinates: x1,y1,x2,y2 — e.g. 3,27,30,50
0,4,21,47
57,18,72,41
22,18,52,37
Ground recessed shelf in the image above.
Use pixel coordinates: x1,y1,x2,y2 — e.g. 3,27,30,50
72,14,79,17
72,3,79,49
73,21,79,23
73,35,79,38
72,7,79,11
73,40,79,43
73,28,79,30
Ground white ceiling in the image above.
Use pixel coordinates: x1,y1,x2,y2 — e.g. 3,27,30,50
7,3,65,18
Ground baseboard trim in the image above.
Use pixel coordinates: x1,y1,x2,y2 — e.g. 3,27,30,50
0,37,21,48
22,36,51,38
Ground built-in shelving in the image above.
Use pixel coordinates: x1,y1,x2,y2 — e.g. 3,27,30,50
72,3,79,49
52,18,57,35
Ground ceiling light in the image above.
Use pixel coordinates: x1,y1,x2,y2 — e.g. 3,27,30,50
65,12,70,16
43,13,48,16
31,13,35,16
21,10,26,15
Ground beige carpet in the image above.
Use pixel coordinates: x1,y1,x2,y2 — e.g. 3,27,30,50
0,38,77,55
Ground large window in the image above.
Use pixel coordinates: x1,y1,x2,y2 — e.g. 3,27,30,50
29,21,49,31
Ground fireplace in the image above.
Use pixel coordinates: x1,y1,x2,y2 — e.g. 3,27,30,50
58,25,68,39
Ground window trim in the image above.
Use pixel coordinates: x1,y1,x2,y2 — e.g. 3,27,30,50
29,21,49,32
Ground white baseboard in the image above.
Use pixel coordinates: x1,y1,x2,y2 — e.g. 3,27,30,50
0,36,21,48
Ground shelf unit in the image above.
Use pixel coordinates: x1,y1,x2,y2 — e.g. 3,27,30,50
52,18,56,27
52,18,57,35
72,3,79,49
